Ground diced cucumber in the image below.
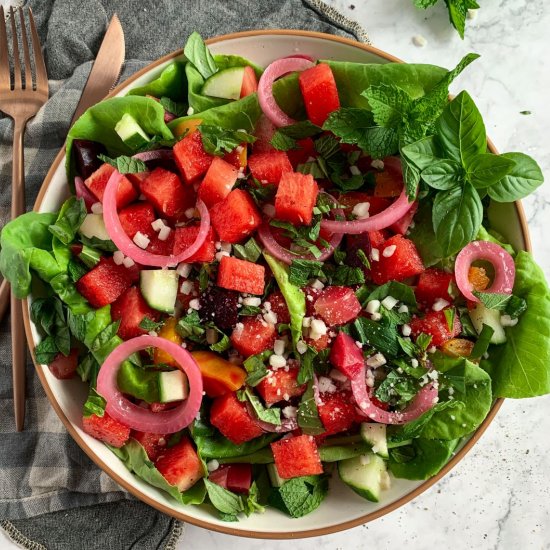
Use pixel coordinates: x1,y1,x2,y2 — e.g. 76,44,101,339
115,113,150,150
158,370,189,403
78,213,110,241
360,423,389,459
267,463,286,488
468,302,507,344
202,67,245,100
338,453,387,503
140,269,179,313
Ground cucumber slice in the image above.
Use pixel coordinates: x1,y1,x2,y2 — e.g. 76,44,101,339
115,113,150,150
78,213,110,241
158,370,189,403
202,67,245,100
468,302,507,344
338,453,387,503
267,463,286,488
140,269,179,313
360,423,389,459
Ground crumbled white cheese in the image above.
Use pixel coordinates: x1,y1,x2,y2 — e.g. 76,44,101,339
371,248,380,262
370,312,382,321
274,339,286,356
402,324,412,337
371,159,385,170
176,263,192,278
432,298,450,312
243,296,261,307
158,226,171,241
366,353,387,368
220,242,232,253
151,218,165,232
352,201,370,219
180,280,194,295
263,310,278,325
188,298,201,310
366,299,381,314
467,8,478,19
133,231,150,249
398,304,409,314
329,368,348,383
302,316,312,328
113,250,125,265
206,459,219,472
309,319,327,340
310,279,325,290
382,245,397,258
122,256,135,268
187,106,195,116
215,251,230,262
296,340,308,354
500,314,518,327
91,202,103,214
411,358,419,368
381,295,398,310
185,208,196,219
269,354,287,369
412,34,427,47
349,165,361,176
282,406,297,419
359,454,371,466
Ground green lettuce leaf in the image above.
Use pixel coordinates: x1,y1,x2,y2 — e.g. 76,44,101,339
128,61,187,101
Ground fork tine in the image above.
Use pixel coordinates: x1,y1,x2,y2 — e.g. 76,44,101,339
10,7,22,89
18,8,32,90
0,6,11,89
27,7,47,92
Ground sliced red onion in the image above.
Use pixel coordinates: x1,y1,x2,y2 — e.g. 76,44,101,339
245,402,297,433
75,176,97,211
283,54,316,62
132,149,174,162
102,169,210,267
258,57,315,127
321,188,417,235
455,240,516,302
351,365,438,425
96,335,203,434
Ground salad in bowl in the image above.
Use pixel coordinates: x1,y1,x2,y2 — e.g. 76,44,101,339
1,31,549,524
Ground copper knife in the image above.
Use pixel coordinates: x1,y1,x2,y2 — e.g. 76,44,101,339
0,15,125,324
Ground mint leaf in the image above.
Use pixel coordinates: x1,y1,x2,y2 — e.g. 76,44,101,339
421,159,463,190
270,120,322,151
210,331,231,353
446,0,480,39
183,32,218,80
363,83,412,127
353,317,400,357
268,475,328,518
288,260,324,287
97,153,147,174
473,291,512,311
466,153,516,189
198,125,256,156
414,0,439,7
270,132,296,151
243,351,271,386
139,317,164,331
366,281,418,307
204,479,244,516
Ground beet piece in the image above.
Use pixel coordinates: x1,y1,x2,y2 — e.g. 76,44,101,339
199,286,240,331
73,139,107,180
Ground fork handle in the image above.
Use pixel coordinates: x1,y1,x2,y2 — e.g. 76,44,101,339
12,121,27,431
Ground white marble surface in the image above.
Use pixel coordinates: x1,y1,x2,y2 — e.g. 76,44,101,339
2,2,549,549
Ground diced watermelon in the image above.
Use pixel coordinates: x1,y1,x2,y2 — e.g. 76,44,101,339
314,286,362,326
210,392,264,445
390,201,418,235
173,131,214,183
368,230,387,250
154,436,204,491
139,167,194,221
271,434,323,479
217,256,265,295
173,225,216,263
306,333,331,352
252,115,277,153
209,463,252,494
132,431,168,461
84,163,138,208
147,231,175,256
76,257,132,308
118,202,156,239
256,366,306,406
298,63,340,126
410,309,462,347
111,286,161,340
231,317,276,357
371,234,425,285
248,151,292,185
126,171,149,188
223,144,247,169
286,137,316,169
329,332,364,379
82,412,130,448
266,291,290,324
304,287,321,317
48,348,79,379
209,189,261,243
374,157,403,197
198,157,238,207
317,390,357,435
275,171,319,226
240,66,258,98
415,268,454,306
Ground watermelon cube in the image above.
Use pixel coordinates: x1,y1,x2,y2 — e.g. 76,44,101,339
147,231,175,256
314,286,362,326
415,268,454,306
256,366,306,406
248,151,292,185
173,225,216,263
82,412,130,448
286,137,316,169
275,171,319,226
223,144,247,169
253,115,277,153
374,157,403,198
84,163,138,208
266,291,290,324
173,131,214,183
118,202,156,239
337,192,391,217
410,310,462,347
317,391,357,435
209,189,261,243
198,157,239,207
298,63,340,126
271,434,323,479
132,431,168,461
139,167,195,221
240,66,258,98
390,201,418,235
48,348,79,380
154,436,204,491
329,331,364,379
231,317,276,358
76,257,132,308
111,286,161,340
210,392,264,445
371,234,425,285
217,256,265,295
208,463,252,494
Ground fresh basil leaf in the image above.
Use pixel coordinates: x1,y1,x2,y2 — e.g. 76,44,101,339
77,245,101,268
246,388,281,426
97,153,147,174
353,317,400,357
176,311,205,343
444,308,456,332
401,135,441,170
487,152,544,202
416,332,433,351
297,379,325,435
82,388,106,417
159,96,188,118
470,323,494,359
363,84,412,128
209,331,231,353
183,31,218,80
35,336,60,364
233,237,262,263
432,181,483,256
67,258,88,282
243,351,270,386
297,346,317,384
436,90,486,167
79,234,117,252
198,125,256,156
466,153,516,189
268,475,328,518
48,197,87,245
367,281,418,307
76,353,100,385
421,159,463,190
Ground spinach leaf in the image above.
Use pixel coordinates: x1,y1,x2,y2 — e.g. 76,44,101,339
48,197,87,245
268,475,328,518
192,428,278,459
97,154,147,174
183,32,218,80
318,442,372,462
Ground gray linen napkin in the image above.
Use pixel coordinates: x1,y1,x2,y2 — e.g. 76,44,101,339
0,1,367,548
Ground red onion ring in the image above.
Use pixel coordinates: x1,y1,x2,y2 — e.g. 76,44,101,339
102,169,210,267
75,176,97,211
283,54,315,62
351,365,438,425
258,57,315,127
96,335,203,434
321,188,417,235
132,150,174,162
245,402,297,433
454,240,516,302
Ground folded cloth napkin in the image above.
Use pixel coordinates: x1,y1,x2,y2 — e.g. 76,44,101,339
0,1,367,548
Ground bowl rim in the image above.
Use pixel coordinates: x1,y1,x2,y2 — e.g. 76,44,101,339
22,29,531,539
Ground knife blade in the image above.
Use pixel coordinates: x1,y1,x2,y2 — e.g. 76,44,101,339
70,14,125,126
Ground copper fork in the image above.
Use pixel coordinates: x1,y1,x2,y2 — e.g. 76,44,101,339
0,6,49,431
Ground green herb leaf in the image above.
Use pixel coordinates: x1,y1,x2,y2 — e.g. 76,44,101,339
48,197,87,245
270,120,322,151
470,323,494,359
198,125,256,156
82,388,106,417
233,238,262,263
297,379,325,435
421,159,463,190
288,260,324,287
297,345,317,384
139,317,164,331
366,281,418,307
375,371,420,406
444,308,456,332
363,83,412,128
239,305,262,317
210,331,231,353
245,388,281,426
353,317,400,357
467,153,516,189
97,153,147,174
473,291,512,311
176,311,206,343
183,32,218,80
268,475,328,518
401,135,441,170
243,351,271,386
159,96,188,118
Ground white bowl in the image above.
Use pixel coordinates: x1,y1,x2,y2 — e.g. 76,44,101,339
24,30,531,539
